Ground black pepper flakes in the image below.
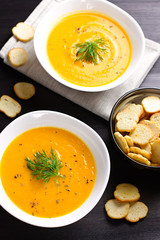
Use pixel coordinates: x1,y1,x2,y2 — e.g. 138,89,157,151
30,202,36,208
66,189,70,192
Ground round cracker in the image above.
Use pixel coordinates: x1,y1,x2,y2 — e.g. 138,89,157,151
12,22,34,42
129,146,151,160
150,112,160,130
128,153,151,166
105,199,130,219
124,135,134,147
114,132,129,154
140,143,151,154
125,201,148,222
14,82,35,100
8,48,27,67
116,119,137,132
141,96,160,114
0,95,21,118
140,120,160,138
125,103,144,119
114,183,140,202
116,109,139,132
129,124,154,145
116,109,139,122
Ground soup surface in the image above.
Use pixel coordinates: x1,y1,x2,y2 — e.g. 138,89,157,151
47,11,132,87
0,127,96,218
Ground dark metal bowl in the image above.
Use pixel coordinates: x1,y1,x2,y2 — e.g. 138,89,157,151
109,87,160,170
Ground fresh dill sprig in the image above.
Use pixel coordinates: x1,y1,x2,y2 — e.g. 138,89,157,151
25,148,64,184
74,38,107,64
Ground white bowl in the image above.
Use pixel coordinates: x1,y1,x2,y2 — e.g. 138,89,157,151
34,0,145,92
0,111,110,227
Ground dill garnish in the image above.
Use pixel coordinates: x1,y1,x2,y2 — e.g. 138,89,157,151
74,38,107,64
25,148,64,184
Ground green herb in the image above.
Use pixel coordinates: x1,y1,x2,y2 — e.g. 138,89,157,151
25,148,64,184
74,38,107,64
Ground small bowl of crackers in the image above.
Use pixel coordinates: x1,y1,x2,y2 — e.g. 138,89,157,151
109,87,160,170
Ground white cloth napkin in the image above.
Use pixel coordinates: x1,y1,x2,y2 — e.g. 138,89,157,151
1,0,160,120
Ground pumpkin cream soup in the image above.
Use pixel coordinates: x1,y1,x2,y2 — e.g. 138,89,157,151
47,11,132,87
0,127,96,218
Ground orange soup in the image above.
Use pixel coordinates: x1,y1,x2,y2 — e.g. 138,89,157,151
47,11,132,87
0,127,96,218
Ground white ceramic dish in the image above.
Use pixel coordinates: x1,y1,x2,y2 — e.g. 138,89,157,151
34,0,145,92
0,111,110,227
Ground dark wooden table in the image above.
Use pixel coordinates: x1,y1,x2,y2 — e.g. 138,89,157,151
0,0,160,239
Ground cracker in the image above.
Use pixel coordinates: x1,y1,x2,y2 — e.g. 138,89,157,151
116,119,137,133
116,109,139,122
14,82,35,100
140,143,151,154
105,199,130,219
114,183,140,202
150,112,160,130
124,135,134,147
114,132,129,154
8,48,27,67
151,139,160,164
116,109,139,132
125,103,144,119
12,22,34,42
0,95,21,118
128,153,151,166
140,120,160,138
141,96,160,114
125,202,148,222
129,146,151,160
129,123,154,145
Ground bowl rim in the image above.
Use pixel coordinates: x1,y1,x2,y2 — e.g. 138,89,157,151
34,0,145,92
0,110,110,227
109,87,160,170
